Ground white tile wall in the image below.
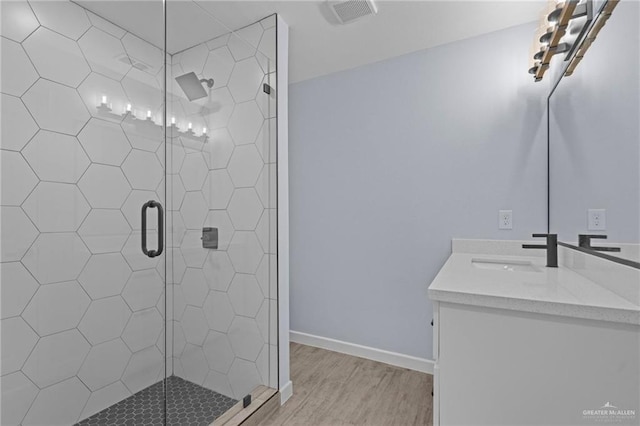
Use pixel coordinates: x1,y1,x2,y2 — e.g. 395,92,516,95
22,377,90,425
78,210,131,254
22,233,91,284
0,0,40,43
1,38,39,97
0,93,39,151
22,79,90,134
22,329,91,388
78,27,132,81
228,231,264,274
0,263,39,319
29,0,91,40
1,317,39,375
23,131,91,182
0,1,278,423
1,371,39,425
78,339,132,391
22,281,90,336
78,119,132,166
120,346,163,394
0,150,38,205
0,207,39,262
23,27,91,87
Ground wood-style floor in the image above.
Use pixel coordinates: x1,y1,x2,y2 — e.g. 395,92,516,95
260,343,433,426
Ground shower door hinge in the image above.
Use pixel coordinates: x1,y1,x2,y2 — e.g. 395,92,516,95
263,83,272,94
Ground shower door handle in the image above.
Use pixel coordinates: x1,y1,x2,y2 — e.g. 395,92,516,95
141,200,163,258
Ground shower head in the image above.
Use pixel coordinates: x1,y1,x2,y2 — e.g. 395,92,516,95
175,72,214,101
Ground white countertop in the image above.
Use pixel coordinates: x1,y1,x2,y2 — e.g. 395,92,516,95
428,240,640,325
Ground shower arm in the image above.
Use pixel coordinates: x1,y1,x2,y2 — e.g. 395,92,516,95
199,78,214,88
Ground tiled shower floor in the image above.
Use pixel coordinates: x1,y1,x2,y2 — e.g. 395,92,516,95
76,376,237,426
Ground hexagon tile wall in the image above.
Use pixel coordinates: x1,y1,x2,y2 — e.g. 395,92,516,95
0,0,278,423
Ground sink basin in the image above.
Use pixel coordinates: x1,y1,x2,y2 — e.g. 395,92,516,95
472,258,541,273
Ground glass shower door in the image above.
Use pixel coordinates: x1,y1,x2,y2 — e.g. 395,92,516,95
165,2,278,422
0,0,168,424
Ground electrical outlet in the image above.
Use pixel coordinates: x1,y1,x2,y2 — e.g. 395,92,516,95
499,210,513,230
588,209,606,230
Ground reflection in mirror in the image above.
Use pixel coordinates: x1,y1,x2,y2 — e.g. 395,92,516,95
549,0,639,263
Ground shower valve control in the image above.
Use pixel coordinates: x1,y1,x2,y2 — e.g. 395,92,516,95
201,227,218,249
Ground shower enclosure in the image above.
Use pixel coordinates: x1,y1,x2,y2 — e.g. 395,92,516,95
0,1,281,424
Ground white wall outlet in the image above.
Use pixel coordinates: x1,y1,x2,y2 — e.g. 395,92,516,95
499,210,513,230
588,209,606,230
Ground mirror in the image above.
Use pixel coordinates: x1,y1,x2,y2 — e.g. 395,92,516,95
544,0,592,88
549,0,639,263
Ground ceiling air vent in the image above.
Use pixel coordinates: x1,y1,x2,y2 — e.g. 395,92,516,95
117,54,150,72
328,0,378,24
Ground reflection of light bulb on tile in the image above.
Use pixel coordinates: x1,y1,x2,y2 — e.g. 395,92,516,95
95,98,207,143
97,95,112,112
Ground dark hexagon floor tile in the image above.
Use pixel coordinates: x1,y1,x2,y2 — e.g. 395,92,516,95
76,376,237,426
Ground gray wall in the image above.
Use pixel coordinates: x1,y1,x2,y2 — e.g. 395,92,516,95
288,22,547,359
550,0,639,244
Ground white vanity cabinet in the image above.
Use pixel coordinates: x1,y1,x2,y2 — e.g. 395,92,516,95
428,241,640,426
431,301,639,425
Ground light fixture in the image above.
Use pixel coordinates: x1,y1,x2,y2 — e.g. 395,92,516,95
565,0,620,76
548,5,563,24
528,0,596,82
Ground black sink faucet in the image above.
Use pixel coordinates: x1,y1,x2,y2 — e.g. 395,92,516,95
522,233,558,267
578,234,621,252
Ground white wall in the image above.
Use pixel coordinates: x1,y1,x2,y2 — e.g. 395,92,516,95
288,22,548,360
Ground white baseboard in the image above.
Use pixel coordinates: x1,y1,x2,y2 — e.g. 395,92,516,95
279,380,293,405
290,331,434,374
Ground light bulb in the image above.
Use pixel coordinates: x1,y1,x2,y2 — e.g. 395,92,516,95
202,127,207,135
188,122,192,130
171,117,176,125
101,95,107,104
147,110,152,119
126,103,132,112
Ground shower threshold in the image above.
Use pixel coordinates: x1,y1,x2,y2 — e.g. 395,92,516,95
76,376,237,426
